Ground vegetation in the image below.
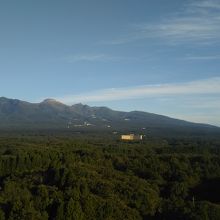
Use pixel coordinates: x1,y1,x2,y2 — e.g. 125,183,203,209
0,135,219,219
1,97,220,138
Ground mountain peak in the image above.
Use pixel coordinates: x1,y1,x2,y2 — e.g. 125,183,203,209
0,97,24,105
41,98,63,105
71,103,91,113
42,98,57,102
0,97,219,135
72,103,86,107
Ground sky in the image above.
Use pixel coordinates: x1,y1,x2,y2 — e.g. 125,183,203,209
0,0,220,126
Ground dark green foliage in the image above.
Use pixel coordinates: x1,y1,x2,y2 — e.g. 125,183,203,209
0,135,219,219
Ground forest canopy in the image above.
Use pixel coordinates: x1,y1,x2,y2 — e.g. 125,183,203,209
0,135,219,219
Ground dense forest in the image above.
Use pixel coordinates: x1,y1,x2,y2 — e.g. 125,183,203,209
0,134,220,219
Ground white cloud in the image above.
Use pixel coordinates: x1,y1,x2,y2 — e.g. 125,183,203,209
138,17,220,44
55,77,220,104
191,0,220,9
106,0,220,45
64,54,134,63
180,97,220,109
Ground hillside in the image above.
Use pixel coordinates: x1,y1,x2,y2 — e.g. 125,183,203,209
0,97,219,137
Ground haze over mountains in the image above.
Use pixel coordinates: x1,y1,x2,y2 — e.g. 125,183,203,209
0,97,219,137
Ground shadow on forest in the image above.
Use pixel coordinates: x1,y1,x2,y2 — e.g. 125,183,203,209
191,178,220,203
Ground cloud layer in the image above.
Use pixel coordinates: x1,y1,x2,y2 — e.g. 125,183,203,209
63,54,135,63
55,77,220,104
106,0,220,45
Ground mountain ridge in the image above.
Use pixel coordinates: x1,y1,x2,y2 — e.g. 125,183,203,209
0,97,219,137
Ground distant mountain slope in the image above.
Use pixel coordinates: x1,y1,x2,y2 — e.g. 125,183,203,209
0,97,219,136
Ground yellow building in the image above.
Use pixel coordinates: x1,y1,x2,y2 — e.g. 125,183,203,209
121,134,143,141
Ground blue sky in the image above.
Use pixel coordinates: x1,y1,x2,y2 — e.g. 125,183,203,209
0,0,220,126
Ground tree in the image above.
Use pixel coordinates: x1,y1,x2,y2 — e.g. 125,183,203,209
65,198,84,220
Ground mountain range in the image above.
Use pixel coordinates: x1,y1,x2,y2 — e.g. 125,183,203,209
0,97,219,137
